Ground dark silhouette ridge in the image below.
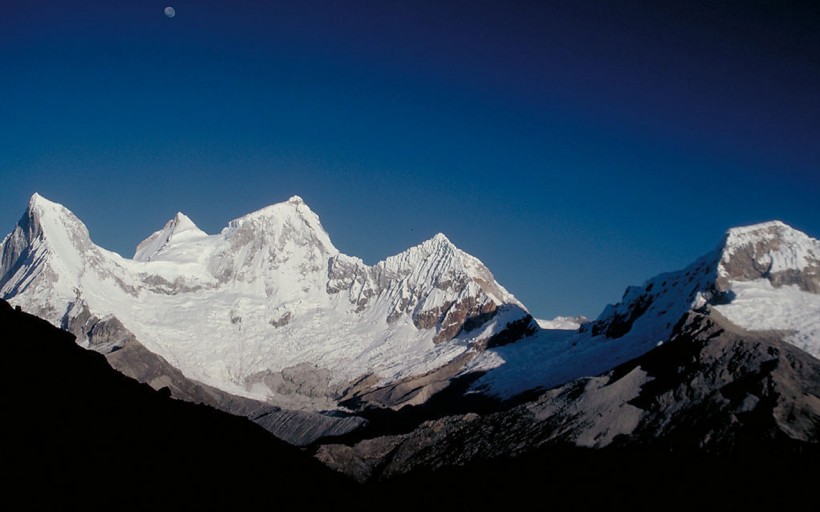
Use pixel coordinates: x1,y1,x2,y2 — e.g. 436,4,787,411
0,300,353,508
3,299,817,510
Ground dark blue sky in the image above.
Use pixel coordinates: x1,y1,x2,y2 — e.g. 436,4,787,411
1,1,818,318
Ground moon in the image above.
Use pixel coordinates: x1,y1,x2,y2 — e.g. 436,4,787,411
164,6,176,18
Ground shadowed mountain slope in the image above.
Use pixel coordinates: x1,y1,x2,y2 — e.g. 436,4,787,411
0,300,353,508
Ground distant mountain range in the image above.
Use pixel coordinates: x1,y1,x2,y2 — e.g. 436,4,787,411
2,194,818,489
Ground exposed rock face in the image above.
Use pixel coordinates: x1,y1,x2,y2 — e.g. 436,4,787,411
253,409,366,447
339,352,478,410
60,301,137,353
583,249,720,342
317,311,820,481
482,313,537,349
620,310,820,447
327,233,523,344
718,220,820,293
246,363,341,409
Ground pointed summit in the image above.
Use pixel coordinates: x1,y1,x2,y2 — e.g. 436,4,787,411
26,193,70,222
171,211,197,230
223,196,337,257
1,194,93,296
134,212,208,262
410,232,456,255
28,192,46,208
19,193,92,251
430,232,452,245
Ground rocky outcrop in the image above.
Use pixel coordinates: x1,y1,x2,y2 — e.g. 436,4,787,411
253,409,366,447
317,310,820,481
340,352,478,410
246,363,340,406
718,220,820,293
326,233,527,344
107,336,365,445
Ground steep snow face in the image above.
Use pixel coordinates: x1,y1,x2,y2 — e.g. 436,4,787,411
470,221,820,398
578,221,820,361
0,194,136,322
133,212,208,262
0,194,528,406
468,251,722,398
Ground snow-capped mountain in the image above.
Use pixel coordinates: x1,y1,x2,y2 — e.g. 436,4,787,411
316,223,820,481
466,220,820,398
584,220,819,356
3,193,817,414
0,194,530,408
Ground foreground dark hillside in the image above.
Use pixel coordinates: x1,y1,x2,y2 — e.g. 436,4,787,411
3,299,817,510
321,311,820,508
0,300,352,508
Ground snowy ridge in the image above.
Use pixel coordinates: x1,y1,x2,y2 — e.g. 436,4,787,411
536,316,587,330
470,220,820,398
469,251,721,398
580,220,820,359
1,194,529,407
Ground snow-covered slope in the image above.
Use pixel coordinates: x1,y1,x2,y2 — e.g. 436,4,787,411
714,221,820,356
535,316,587,330
581,220,820,356
469,220,820,398
0,194,529,407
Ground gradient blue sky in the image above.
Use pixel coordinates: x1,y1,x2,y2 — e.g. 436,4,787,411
1,1,818,319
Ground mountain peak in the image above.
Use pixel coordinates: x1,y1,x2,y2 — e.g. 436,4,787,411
235,196,317,224
219,196,338,265
28,192,46,206
718,220,819,292
171,211,198,231
27,192,63,216
431,232,451,244
724,220,793,243
1,194,93,296
22,193,89,243
134,212,208,262
415,232,455,253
